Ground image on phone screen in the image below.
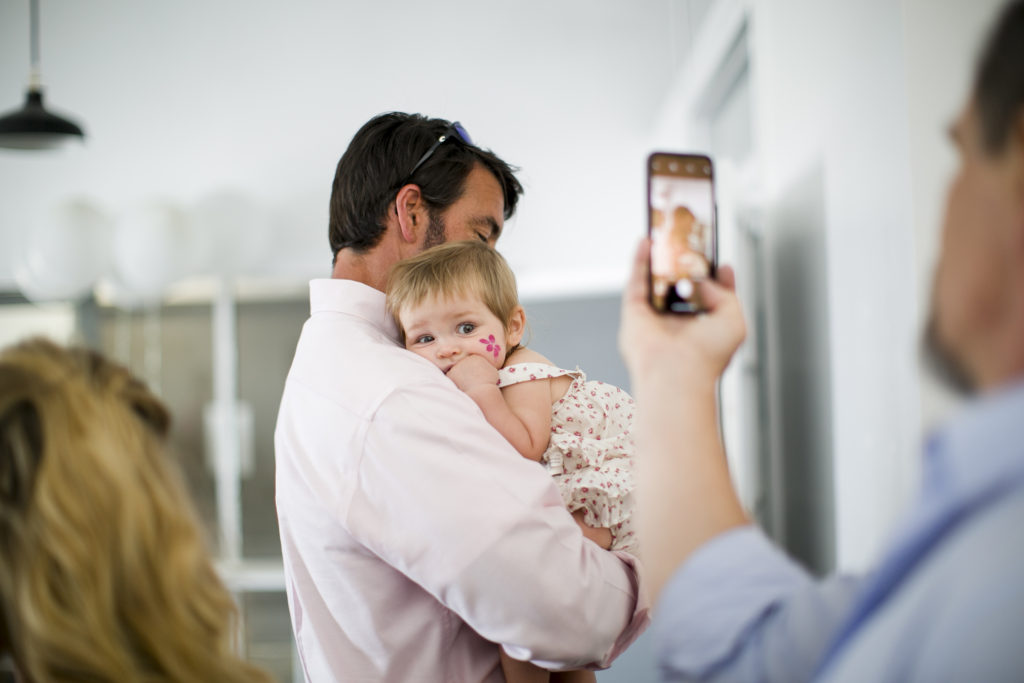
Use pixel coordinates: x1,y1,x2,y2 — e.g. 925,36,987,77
648,153,716,313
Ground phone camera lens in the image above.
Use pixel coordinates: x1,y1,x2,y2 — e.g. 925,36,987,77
669,162,679,171
703,165,710,174
686,163,695,172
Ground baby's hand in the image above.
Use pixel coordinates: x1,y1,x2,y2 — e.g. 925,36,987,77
447,355,499,394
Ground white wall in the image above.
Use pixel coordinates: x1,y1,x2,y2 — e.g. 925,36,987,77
751,0,1010,572
0,1,704,302
656,0,1007,573
797,0,920,572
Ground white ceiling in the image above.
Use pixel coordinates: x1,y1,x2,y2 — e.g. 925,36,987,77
0,1,705,301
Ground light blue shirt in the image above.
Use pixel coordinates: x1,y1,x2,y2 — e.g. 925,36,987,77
655,379,1024,682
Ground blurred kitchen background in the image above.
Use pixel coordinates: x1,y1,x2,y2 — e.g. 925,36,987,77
0,0,1006,680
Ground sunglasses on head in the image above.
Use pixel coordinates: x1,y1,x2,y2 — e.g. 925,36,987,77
405,121,473,180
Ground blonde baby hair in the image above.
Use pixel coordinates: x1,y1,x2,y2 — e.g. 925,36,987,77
386,241,521,344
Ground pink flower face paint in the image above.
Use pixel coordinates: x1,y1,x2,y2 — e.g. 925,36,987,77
480,334,501,359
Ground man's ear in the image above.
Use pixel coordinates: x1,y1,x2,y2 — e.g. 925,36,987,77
506,305,527,346
394,184,427,244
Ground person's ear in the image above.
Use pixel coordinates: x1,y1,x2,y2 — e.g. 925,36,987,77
506,305,527,346
394,184,427,244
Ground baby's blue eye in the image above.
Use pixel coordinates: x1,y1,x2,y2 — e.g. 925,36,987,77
415,334,434,344
457,322,476,334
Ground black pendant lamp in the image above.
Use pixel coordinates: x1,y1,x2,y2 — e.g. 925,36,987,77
0,0,85,150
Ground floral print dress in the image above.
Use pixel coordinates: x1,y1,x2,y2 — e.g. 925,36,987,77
497,362,638,553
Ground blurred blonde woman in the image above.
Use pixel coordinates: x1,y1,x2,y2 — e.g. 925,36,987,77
0,338,272,683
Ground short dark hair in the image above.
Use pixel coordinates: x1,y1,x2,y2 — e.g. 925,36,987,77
975,0,1024,153
328,113,524,259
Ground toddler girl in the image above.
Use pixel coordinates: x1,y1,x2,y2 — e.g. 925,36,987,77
386,241,637,683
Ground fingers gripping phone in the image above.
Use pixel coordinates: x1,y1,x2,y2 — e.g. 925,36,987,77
647,152,717,314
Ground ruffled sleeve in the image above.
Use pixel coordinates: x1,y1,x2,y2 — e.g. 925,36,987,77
497,362,578,388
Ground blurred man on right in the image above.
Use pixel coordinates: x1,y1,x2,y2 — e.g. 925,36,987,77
618,0,1024,680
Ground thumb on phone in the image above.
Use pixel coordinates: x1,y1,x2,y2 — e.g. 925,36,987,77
695,265,736,310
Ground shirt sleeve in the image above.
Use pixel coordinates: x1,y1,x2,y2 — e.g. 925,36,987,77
655,526,862,682
344,379,649,669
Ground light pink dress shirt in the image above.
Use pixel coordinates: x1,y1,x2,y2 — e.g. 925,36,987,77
275,280,649,682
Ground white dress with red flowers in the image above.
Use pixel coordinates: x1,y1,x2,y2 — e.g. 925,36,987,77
497,362,638,553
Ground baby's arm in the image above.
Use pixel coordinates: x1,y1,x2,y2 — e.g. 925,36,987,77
447,348,555,462
449,351,610,549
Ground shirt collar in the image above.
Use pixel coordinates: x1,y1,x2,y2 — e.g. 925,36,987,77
309,278,400,342
923,377,1024,504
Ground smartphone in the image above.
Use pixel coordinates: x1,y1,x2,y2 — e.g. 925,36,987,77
647,152,717,314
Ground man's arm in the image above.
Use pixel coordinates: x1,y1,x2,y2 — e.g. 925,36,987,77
346,379,647,667
618,241,860,680
619,240,749,600
655,527,862,682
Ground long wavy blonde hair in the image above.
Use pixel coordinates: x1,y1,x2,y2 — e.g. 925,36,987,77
0,338,273,682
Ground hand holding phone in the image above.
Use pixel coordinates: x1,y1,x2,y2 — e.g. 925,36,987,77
647,152,717,314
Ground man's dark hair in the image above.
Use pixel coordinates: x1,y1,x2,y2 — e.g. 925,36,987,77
975,0,1024,153
328,113,524,260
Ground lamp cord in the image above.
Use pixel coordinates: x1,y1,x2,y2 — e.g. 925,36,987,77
29,0,41,88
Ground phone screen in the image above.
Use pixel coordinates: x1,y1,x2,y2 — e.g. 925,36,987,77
647,152,716,314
